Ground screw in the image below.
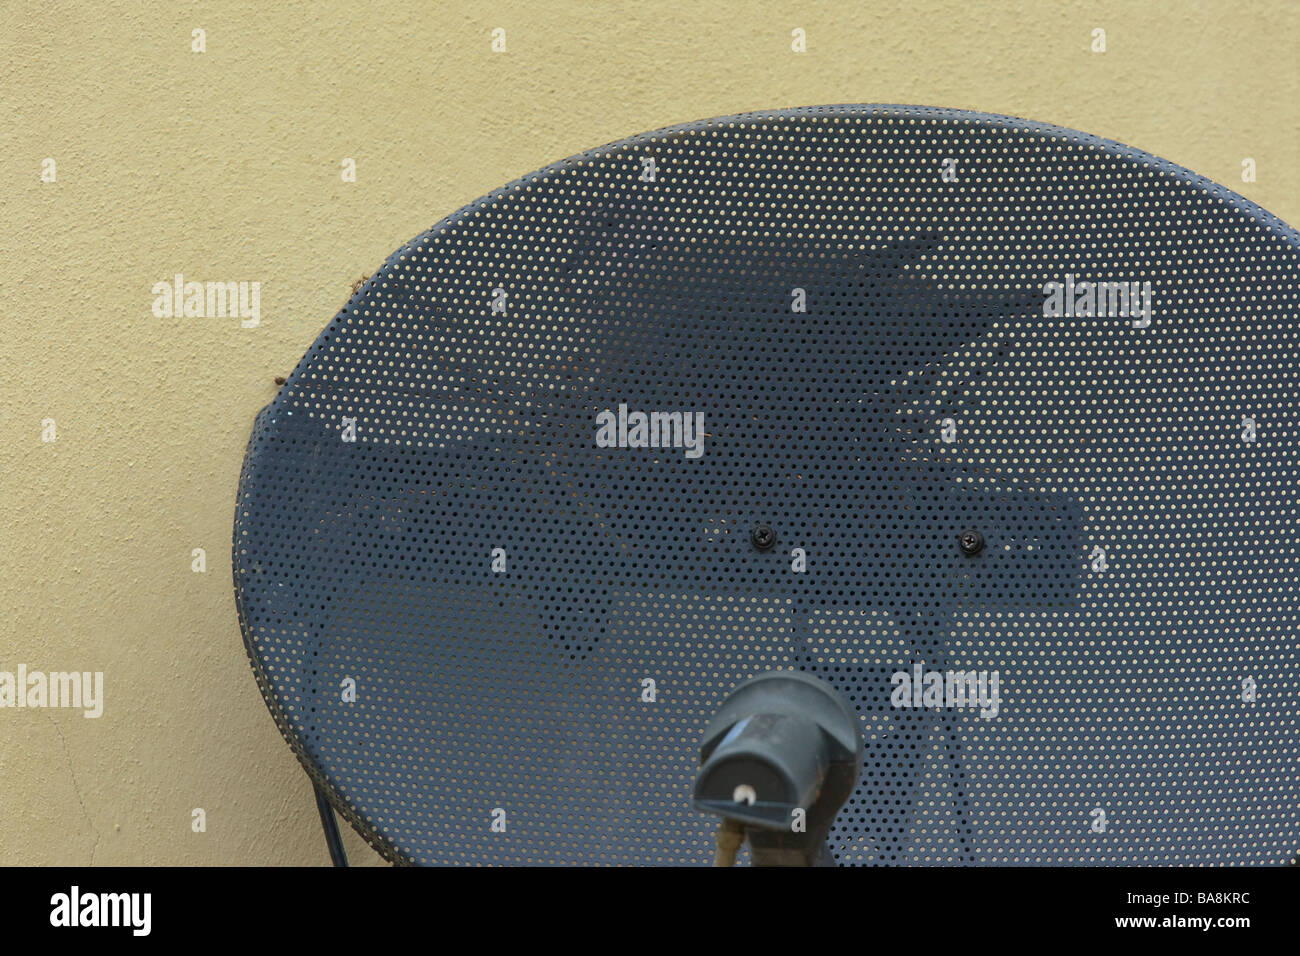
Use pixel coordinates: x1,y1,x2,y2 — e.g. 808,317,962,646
959,529,984,556
751,524,776,551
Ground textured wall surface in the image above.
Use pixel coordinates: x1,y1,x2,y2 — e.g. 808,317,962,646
1,0,1297,866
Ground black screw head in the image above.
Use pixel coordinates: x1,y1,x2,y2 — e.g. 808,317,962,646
751,524,776,551
959,529,985,556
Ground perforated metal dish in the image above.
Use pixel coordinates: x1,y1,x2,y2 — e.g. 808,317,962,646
234,105,1300,865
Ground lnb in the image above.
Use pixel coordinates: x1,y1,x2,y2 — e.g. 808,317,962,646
693,670,864,866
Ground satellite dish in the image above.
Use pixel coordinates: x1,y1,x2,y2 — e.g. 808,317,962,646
233,105,1300,866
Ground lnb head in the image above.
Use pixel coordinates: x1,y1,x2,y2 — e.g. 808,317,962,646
693,671,864,865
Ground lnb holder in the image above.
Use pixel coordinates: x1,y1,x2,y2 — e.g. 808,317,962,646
693,670,864,866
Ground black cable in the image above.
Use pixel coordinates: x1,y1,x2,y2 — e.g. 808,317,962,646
312,781,349,867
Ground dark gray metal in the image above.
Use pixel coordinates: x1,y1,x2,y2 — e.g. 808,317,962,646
233,105,1300,865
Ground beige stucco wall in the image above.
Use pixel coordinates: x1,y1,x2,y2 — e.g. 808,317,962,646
2,0,1297,865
